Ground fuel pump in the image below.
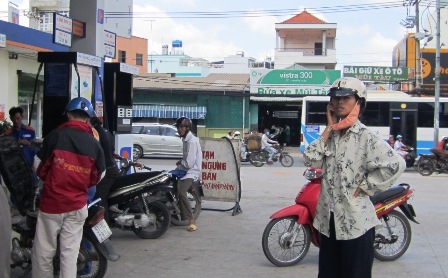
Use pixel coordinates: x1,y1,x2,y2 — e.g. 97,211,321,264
103,62,139,160
37,52,102,136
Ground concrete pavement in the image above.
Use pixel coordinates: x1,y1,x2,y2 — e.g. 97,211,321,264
101,153,447,278
10,150,448,277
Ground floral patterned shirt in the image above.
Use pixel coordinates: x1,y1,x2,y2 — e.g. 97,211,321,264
303,120,405,240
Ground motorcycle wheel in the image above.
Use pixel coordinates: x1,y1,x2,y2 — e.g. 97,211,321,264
77,232,108,278
374,210,412,261
133,145,143,161
417,156,435,176
280,154,294,167
413,156,420,171
262,216,311,267
249,152,264,167
170,192,202,226
133,200,171,239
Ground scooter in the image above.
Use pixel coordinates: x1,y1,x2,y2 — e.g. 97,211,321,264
105,156,171,239
403,146,417,168
249,144,294,167
115,155,203,226
262,168,418,267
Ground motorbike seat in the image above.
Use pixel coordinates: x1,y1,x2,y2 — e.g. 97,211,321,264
369,185,407,205
110,171,163,192
430,148,448,159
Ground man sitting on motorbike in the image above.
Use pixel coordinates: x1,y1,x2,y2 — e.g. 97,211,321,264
394,135,408,159
261,128,279,165
438,136,448,151
174,117,202,232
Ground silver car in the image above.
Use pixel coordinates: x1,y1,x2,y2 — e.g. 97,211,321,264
132,123,182,158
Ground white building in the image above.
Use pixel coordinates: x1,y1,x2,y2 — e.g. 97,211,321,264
27,0,133,38
150,42,272,76
274,10,337,70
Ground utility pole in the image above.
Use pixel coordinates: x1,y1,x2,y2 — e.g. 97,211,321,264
145,20,156,73
415,1,422,93
434,0,441,147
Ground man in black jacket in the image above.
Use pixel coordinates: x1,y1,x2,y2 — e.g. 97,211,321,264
91,117,120,223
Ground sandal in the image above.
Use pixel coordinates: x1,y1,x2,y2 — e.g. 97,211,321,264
187,223,197,232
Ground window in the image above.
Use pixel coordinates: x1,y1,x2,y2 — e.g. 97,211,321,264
418,103,434,127
362,102,390,126
118,50,126,63
441,103,448,128
163,127,178,136
143,126,159,135
136,53,143,66
305,102,327,125
131,126,142,134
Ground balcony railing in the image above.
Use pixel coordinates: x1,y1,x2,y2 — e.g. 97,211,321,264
276,47,334,56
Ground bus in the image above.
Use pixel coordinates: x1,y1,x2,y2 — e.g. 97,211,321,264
300,90,448,155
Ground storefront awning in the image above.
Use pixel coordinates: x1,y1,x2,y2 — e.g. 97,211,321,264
133,105,207,119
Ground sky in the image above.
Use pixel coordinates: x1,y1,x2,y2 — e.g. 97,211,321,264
0,0,442,70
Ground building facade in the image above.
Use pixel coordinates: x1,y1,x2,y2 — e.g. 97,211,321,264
274,11,337,70
0,20,68,135
112,35,148,73
132,73,250,138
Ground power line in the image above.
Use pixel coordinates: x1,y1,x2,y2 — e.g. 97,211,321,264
104,2,408,19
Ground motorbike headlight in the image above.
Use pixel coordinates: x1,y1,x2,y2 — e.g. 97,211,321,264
119,158,129,169
303,168,322,181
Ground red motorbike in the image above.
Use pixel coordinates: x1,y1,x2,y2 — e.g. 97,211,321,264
262,168,418,267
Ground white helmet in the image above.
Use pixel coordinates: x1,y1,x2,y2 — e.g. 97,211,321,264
328,77,367,101
234,131,241,135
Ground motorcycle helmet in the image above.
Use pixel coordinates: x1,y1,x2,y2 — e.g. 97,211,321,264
327,77,367,110
173,116,192,128
396,135,403,139
174,116,192,137
65,97,96,117
234,131,241,136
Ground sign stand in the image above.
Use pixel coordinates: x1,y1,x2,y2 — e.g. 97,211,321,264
201,137,242,216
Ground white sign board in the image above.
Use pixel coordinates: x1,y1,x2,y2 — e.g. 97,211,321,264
119,63,139,75
0,34,6,48
104,44,116,59
104,30,117,58
54,29,72,47
76,52,102,67
54,13,73,33
53,13,72,47
104,30,116,46
200,138,241,202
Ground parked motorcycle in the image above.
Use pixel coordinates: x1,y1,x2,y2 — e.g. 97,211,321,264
115,155,202,226
105,156,171,239
11,196,119,277
262,168,418,267
417,148,448,176
0,135,118,277
249,144,294,167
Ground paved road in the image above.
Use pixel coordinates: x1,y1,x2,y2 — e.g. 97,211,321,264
102,151,447,278
10,149,448,277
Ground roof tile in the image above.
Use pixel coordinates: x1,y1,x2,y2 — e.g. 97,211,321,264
282,11,326,24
